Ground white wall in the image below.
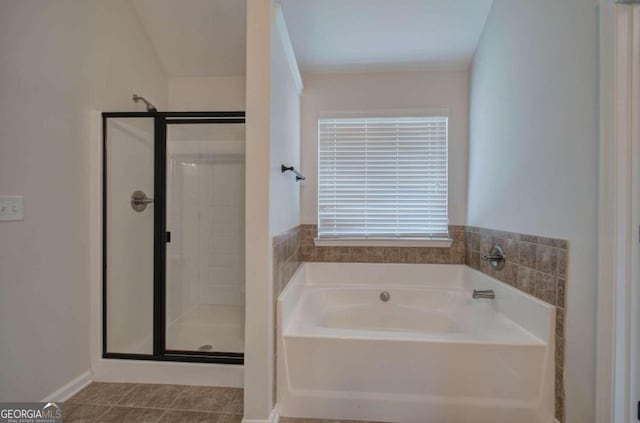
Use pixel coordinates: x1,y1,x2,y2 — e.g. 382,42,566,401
244,0,274,418
0,0,93,402
300,71,469,226
244,0,302,419
168,76,246,110
270,12,302,237
0,0,167,401
90,0,168,111
467,1,598,422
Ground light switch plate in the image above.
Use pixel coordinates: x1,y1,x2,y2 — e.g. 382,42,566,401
0,196,24,221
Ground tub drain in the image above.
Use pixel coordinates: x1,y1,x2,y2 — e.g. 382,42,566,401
198,344,213,351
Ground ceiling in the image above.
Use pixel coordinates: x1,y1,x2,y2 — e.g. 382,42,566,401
131,0,492,77
279,0,494,73
131,0,246,77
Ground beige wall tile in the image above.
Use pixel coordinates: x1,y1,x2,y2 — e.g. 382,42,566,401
535,272,557,305
518,242,537,268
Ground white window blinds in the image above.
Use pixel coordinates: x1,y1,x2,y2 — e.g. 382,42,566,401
318,116,449,239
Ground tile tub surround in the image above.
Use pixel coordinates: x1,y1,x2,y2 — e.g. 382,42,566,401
273,225,302,296
464,226,568,422
300,225,467,264
65,382,243,423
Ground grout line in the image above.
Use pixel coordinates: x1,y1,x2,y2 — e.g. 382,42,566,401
115,382,138,405
92,405,113,423
164,385,186,410
155,409,168,423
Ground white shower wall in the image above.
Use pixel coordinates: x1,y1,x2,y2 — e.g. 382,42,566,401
167,157,245,321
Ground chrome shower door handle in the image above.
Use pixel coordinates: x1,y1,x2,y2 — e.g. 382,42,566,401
131,190,153,212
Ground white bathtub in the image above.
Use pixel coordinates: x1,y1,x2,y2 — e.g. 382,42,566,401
277,263,555,423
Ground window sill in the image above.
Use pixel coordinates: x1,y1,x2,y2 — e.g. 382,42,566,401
313,237,453,248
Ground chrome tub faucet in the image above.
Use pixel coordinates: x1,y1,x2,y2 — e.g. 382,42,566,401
472,289,495,299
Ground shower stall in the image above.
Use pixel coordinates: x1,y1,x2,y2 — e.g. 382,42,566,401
102,111,245,364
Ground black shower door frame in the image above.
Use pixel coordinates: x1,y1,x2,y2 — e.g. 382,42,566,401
101,111,245,365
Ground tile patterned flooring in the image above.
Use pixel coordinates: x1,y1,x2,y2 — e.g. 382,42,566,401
66,382,386,423
65,383,242,423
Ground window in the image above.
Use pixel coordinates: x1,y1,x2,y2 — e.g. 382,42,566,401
317,116,449,242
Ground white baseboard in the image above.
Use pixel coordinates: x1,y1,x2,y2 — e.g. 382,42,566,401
242,404,279,423
41,370,92,402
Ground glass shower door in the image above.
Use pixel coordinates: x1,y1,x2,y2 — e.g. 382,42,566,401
102,112,245,363
164,122,246,356
103,116,155,355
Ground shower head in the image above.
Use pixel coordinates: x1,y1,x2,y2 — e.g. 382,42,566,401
132,94,158,112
